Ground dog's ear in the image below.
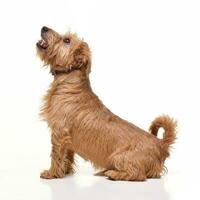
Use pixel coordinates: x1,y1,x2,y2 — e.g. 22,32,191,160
68,42,91,76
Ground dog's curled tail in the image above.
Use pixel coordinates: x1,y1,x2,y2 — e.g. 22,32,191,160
149,115,177,157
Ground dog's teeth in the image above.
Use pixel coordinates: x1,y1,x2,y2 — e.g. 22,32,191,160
37,38,48,49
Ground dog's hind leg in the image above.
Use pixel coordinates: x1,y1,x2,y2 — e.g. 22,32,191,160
94,170,108,176
105,149,147,181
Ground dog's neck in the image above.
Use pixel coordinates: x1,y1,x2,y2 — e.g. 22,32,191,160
51,68,91,92
50,65,81,76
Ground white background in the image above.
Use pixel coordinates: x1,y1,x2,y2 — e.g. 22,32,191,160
0,0,200,199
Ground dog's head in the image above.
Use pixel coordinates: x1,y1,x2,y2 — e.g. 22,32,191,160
36,26,91,76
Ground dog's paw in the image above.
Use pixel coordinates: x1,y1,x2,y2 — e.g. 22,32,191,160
104,170,116,179
40,169,66,179
104,170,131,181
40,170,55,179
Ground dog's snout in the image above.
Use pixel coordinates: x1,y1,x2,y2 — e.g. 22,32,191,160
42,26,49,33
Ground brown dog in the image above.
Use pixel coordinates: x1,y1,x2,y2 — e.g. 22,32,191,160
36,26,177,181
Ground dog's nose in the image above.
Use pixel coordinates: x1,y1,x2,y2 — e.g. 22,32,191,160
42,26,49,33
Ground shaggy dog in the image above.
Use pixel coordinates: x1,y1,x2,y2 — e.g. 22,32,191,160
36,26,177,181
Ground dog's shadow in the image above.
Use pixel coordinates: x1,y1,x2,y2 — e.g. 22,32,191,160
40,173,170,200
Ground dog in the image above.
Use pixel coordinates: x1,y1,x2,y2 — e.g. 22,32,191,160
36,26,177,181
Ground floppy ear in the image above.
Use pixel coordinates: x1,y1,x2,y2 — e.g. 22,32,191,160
68,42,91,76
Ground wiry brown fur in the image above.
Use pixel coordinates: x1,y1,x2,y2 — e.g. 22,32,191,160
36,27,177,181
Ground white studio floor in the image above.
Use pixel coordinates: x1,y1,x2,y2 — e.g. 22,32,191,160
0,156,199,200
0,97,199,200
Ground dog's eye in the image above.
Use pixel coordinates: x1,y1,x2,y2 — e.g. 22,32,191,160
63,38,70,44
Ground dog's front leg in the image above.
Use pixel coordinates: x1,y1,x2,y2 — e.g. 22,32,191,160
64,149,75,174
61,136,75,174
40,134,73,179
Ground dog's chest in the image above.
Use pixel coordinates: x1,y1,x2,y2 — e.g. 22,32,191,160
41,92,78,131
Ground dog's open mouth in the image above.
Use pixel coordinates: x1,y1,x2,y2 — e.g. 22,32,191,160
37,38,48,49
